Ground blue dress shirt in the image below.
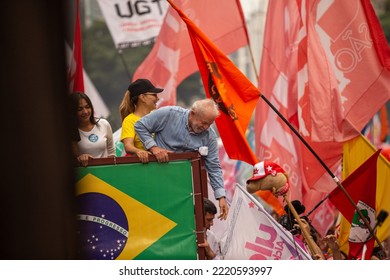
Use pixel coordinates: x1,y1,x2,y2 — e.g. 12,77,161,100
134,106,226,199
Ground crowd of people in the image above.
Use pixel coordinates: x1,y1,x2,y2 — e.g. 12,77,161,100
69,79,388,261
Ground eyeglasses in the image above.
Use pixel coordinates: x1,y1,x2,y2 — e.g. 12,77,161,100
143,93,158,98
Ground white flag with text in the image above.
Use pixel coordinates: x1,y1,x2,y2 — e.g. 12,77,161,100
220,184,312,260
97,0,168,48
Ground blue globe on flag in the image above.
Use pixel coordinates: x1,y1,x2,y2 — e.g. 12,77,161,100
76,193,129,260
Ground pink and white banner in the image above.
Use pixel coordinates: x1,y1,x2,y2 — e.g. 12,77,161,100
220,184,312,260
97,0,169,48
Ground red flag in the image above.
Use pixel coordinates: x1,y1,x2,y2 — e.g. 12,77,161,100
68,0,84,92
133,0,249,107
255,0,341,228
329,149,380,259
300,0,390,142
167,0,259,165
255,0,390,233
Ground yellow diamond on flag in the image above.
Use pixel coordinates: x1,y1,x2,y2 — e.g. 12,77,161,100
76,173,177,259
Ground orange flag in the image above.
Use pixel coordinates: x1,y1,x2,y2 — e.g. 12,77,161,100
167,0,259,166
167,0,284,213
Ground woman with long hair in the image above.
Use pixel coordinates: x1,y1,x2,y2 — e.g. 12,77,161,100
119,79,163,163
69,92,115,166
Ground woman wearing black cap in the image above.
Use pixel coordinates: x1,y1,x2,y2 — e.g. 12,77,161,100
119,79,164,163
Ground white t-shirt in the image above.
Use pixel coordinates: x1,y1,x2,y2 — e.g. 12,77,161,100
78,119,115,158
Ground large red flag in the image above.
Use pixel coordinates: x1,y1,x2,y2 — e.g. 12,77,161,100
329,149,380,260
133,0,249,107
255,0,390,235
255,0,340,236
68,0,84,93
299,0,390,142
167,0,259,166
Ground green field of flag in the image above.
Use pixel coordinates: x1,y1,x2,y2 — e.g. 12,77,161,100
75,160,198,260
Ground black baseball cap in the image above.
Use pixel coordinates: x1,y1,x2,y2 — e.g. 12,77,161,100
128,79,164,98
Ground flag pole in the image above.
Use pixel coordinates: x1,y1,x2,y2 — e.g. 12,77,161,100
260,94,384,253
241,23,375,243
353,210,388,259
229,0,383,255
247,44,259,85
117,47,132,79
234,0,259,85
305,195,329,218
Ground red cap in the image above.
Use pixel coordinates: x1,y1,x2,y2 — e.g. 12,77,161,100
246,161,286,184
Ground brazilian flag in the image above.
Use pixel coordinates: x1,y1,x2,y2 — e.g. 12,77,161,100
75,160,198,260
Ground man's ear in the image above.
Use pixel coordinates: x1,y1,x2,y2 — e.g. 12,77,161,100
189,109,196,120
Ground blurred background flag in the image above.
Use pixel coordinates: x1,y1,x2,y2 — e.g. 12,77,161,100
255,0,390,236
96,0,169,49
67,0,84,92
133,0,250,107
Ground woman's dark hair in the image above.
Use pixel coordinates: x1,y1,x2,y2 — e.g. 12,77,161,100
69,92,98,126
